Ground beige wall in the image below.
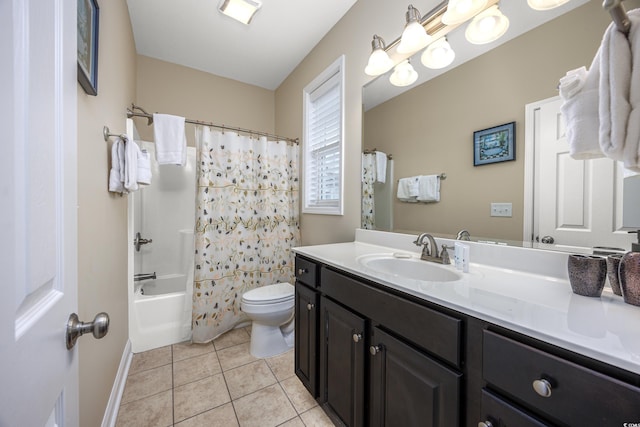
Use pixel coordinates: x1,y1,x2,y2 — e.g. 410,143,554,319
364,1,612,241
76,1,136,426
135,55,276,145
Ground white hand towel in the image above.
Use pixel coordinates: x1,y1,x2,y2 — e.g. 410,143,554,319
560,51,604,160
137,148,152,185
397,176,419,202
599,14,633,162
416,175,440,202
108,138,126,193
124,136,140,192
622,9,640,172
559,66,587,100
153,113,187,166
375,151,387,184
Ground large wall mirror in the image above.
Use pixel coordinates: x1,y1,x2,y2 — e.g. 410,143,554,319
362,0,640,253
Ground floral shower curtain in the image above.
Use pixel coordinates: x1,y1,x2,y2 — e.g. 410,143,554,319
192,127,300,343
361,153,376,229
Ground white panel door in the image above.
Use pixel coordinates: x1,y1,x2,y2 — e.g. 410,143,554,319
534,97,633,252
0,0,79,425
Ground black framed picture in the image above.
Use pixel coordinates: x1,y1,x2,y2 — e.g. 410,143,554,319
473,122,515,166
77,0,99,96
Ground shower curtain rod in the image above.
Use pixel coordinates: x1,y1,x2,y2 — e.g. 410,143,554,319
126,104,299,145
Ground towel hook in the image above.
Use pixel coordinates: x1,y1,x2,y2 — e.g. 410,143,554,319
103,126,126,142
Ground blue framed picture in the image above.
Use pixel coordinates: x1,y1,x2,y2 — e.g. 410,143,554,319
77,0,99,96
473,122,515,166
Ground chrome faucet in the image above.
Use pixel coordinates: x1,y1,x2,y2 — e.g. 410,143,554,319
414,233,450,264
456,229,471,241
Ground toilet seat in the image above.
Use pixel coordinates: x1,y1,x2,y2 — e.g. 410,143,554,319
242,283,294,304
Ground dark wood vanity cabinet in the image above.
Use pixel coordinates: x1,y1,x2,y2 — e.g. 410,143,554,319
294,256,320,397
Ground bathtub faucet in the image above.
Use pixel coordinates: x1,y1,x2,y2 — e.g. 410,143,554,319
134,272,157,282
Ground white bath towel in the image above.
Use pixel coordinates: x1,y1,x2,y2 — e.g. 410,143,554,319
397,176,419,202
622,9,640,171
137,148,152,185
375,151,387,184
153,113,187,166
416,175,440,202
108,138,126,193
560,51,604,160
124,136,140,192
599,13,634,163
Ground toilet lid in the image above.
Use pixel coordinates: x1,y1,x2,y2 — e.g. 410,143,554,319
242,282,294,304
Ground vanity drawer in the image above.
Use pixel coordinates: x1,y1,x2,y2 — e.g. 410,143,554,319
483,330,640,426
322,267,461,367
295,257,318,288
480,389,549,427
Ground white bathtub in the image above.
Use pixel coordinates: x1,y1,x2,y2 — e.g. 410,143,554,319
131,274,191,353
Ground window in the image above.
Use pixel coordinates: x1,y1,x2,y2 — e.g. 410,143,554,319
302,55,345,215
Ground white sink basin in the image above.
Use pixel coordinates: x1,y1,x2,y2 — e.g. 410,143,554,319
357,254,462,283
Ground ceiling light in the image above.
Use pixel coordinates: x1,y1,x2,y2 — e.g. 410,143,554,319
389,60,418,87
441,0,488,25
365,35,395,76
465,4,509,45
421,37,456,69
527,0,570,11
218,0,262,25
397,5,432,54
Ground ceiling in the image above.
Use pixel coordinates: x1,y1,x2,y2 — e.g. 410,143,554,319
126,0,358,90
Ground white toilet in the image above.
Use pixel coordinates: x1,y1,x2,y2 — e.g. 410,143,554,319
241,282,295,358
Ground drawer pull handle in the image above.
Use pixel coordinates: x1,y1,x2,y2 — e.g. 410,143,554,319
297,268,308,276
353,333,362,343
369,345,381,356
532,378,553,397
306,303,315,311
478,421,494,427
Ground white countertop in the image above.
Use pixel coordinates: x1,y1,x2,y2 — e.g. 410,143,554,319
293,230,640,376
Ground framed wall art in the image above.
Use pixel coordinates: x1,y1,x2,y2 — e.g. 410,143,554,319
473,122,515,166
77,0,99,95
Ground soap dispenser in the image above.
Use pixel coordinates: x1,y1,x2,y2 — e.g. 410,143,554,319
629,230,640,252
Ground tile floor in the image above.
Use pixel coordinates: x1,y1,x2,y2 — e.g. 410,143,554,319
116,327,336,427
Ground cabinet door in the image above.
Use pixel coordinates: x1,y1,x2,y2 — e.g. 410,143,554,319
295,283,319,397
369,326,462,427
320,296,367,427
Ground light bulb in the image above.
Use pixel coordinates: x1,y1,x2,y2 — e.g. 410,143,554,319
389,60,418,87
441,0,487,25
397,5,432,54
527,0,570,11
421,37,455,69
465,5,509,45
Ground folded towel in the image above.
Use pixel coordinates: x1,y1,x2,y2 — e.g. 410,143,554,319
559,66,587,100
153,113,187,166
599,14,633,163
108,138,126,193
124,136,140,192
416,175,440,202
137,148,151,185
397,176,419,202
375,151,387,184
560,51,604,160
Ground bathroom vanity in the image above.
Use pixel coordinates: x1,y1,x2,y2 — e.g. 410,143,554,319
293,230,640,427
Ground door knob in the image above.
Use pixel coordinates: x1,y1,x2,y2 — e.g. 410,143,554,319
66,312,110,349
540,235,555,244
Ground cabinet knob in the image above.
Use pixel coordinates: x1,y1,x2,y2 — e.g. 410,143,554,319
297,268,308,276
306,303,315,311
369,345,381,356
532,378,553,397
353,333,362,343
478,422,494,427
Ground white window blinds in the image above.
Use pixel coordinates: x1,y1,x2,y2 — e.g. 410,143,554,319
303,56,344,215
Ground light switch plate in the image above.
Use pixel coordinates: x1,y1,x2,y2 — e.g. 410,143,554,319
491,202,512,217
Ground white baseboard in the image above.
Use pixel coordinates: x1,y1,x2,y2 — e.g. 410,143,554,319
101,339,133,427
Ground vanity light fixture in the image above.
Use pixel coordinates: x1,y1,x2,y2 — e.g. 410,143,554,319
421,37,456,69
527,0,570,11
441,0,488,25
465,4,509,44
389,60,419,87
218,0,262,25
397,5,432,54
365,35,395,76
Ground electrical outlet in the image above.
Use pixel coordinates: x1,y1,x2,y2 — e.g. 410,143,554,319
491,203,512,217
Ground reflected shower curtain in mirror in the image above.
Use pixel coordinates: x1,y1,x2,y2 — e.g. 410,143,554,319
192,127,300,343
361,153,376,229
